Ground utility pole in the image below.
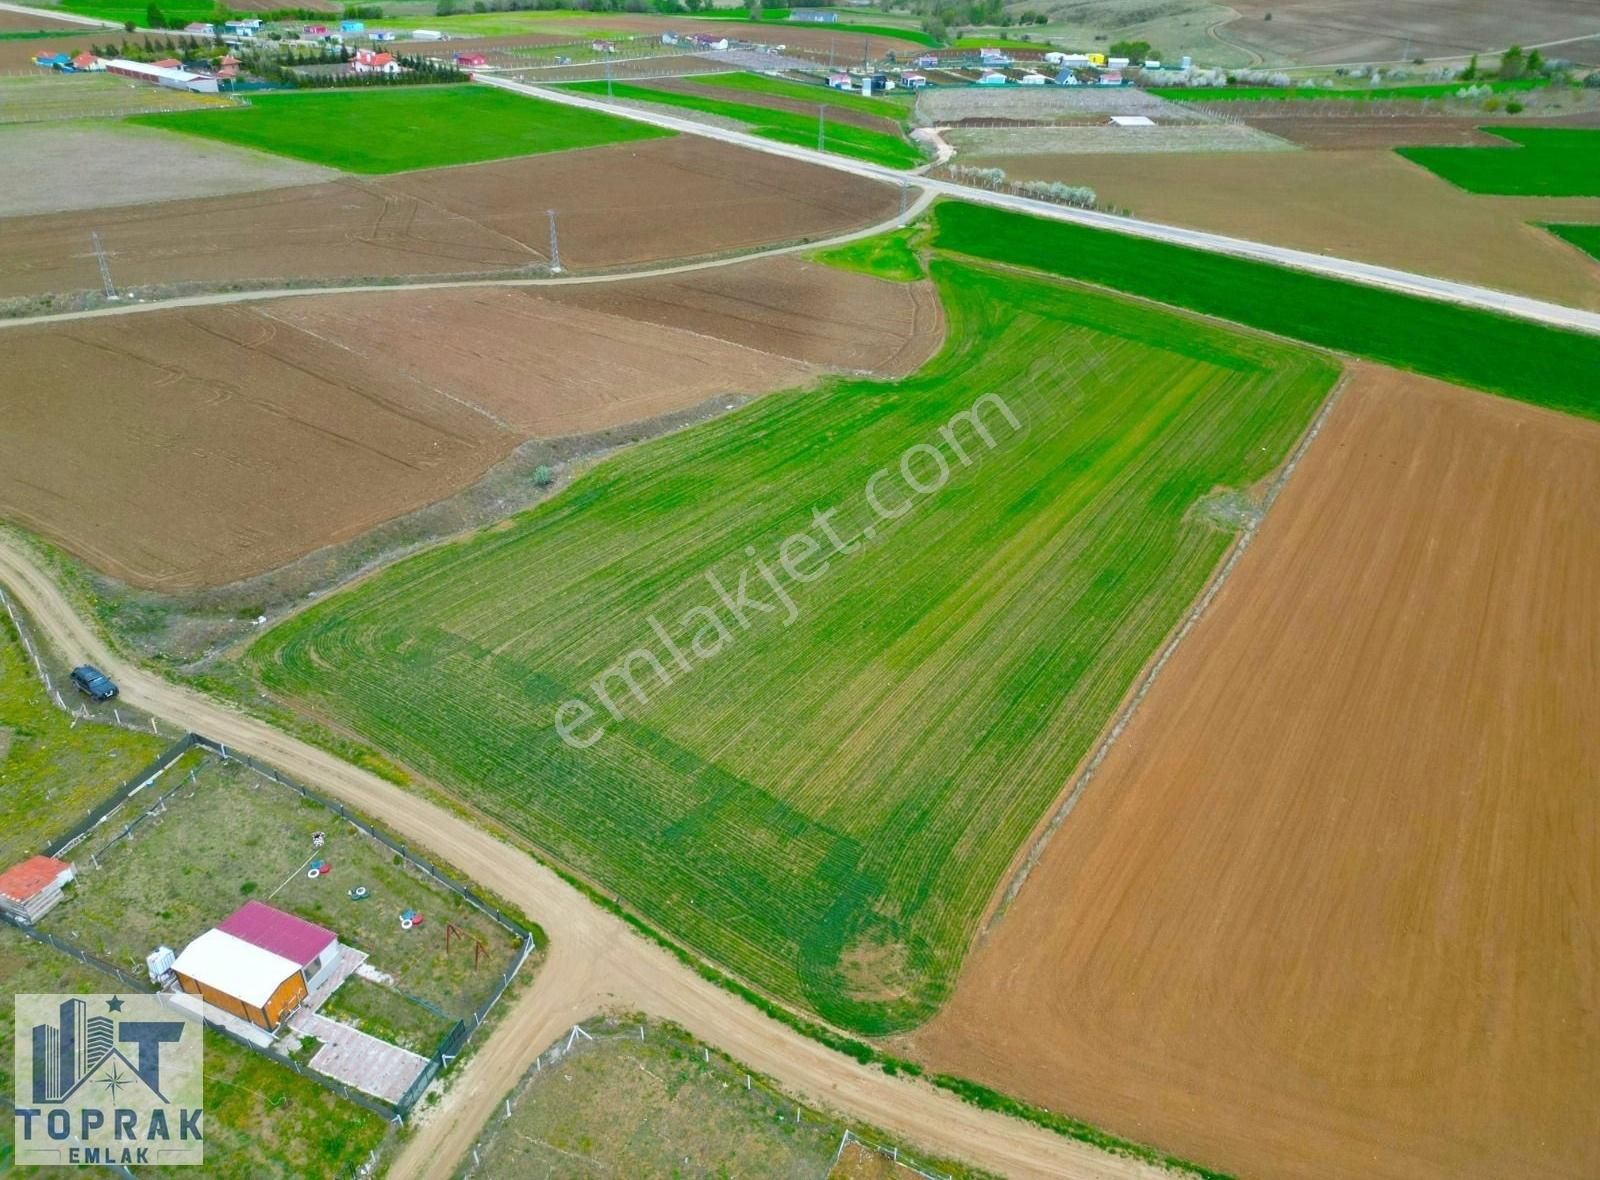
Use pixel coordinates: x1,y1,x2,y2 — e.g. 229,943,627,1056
817,104,826,153
605,54,613,98
91,231,117,301
898,179,908,223
547,209,562,273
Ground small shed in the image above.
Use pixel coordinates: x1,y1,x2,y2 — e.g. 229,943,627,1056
454,51,488,67
1108,114,1156,126
171,929,306,1030
0,856,75,925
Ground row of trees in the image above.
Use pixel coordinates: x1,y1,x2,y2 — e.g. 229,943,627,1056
1461,45,1546,81
240,43,467,84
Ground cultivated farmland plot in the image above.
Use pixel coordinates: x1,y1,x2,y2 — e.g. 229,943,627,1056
251,259,1337,1032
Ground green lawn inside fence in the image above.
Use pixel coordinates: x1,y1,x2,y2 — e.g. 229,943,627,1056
38,754,522,1018
131,84,669,173
249,257,1336,1034
563,79,923,168
933,201,1600,422
1395,126,1600,196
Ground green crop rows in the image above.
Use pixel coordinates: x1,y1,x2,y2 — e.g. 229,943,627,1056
933,201,1600,422
1396,126,1600,196
132,85,669,174
563,80,923,169
1545,222,1600,262
250,258,1335,1033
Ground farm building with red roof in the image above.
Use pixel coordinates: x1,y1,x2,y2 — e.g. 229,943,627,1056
0,855,76,924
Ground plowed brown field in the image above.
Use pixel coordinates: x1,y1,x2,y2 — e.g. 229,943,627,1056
0,257,939,589
0,136,897,302
908,365,1600,1180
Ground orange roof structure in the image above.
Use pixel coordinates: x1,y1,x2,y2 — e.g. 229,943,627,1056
0,856,72,903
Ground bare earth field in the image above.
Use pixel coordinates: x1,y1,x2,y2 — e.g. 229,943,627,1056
908,365,1600,1180
1221,0,1600,66
0,122,339,217
0,135,898,303
972,149,1600,308
0,7,85,29
950,122,1293,156
0,257,938,588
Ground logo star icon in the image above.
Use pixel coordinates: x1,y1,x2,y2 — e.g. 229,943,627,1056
98,1062,132,1102
106,996,124,1013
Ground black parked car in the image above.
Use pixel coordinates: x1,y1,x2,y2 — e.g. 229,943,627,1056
70,664,118,702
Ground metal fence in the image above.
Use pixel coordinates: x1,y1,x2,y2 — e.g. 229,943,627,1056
191,735,537,1112
45,732,200,858
11,732,538,1122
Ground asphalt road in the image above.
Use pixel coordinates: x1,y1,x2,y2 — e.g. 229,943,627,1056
479,72,1600,339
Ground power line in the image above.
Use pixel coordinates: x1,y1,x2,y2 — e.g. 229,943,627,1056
91,232,117,302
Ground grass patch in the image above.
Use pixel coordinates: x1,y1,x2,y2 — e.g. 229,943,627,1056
1396,126,1600,196
811,225,924,282
1153,78,1546,102
0,609,165,865
55,0,212,21
130,85,669,174
39,753,523,1017
696,70,913,121
0,926,390,1179
947,36,1051,50
933,201,1600,422
563,79,923,168
465,1016,983,1178
0,73,234,124
319,974,456,1054
1545,222,1600,262
248,258,1335,1034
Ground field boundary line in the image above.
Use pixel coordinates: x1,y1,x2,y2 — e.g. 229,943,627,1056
986,366,1354,928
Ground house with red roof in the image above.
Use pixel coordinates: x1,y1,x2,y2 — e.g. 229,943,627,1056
351,48,401,75
0,856,75,925
169,901,342,1030
219,900,342,991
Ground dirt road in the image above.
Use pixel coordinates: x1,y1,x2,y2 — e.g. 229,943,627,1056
0,533,1165,1180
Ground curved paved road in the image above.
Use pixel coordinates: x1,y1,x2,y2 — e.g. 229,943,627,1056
479,74,1600,338
0,535,1168,1179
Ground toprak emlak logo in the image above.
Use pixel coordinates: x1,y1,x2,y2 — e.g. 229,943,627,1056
13,993,204,1166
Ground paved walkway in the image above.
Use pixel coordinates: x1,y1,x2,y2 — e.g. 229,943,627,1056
289,1009,429,1104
